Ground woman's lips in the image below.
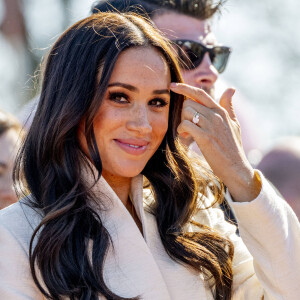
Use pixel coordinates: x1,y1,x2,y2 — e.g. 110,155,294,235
114,139,149,155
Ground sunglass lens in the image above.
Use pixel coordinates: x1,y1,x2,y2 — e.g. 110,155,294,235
175,41,205,70
175,40,231,73
210,47,231,74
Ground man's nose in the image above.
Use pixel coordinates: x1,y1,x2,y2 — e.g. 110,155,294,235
126,105,152,135
190,52,218,88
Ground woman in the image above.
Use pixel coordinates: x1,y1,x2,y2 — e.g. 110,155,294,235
0,12,299,300
0,109,23,209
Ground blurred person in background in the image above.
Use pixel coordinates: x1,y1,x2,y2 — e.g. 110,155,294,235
257,136,300,220
0,109,23,209
0,0,26,47
92,0,262,157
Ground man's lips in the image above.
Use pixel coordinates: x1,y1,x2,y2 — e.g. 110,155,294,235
114,139,150,155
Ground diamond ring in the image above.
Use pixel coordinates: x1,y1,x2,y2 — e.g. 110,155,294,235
192,111,200,125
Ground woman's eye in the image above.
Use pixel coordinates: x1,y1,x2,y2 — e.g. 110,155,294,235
108,92,129,103
149,98,168,108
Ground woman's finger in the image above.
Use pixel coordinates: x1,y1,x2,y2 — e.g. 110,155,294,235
177,119,206,139
170,82,217,109
219,88,237,121
181,105,207,128
183,99,211,118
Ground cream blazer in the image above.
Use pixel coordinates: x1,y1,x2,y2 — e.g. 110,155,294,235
0,171,299,300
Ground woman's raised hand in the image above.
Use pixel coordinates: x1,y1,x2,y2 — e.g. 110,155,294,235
170,82,261,202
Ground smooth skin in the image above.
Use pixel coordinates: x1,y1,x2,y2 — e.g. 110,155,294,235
79,46,171,229
171,82,261,202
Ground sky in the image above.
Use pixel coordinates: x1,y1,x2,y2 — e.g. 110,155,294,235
0,0,299,150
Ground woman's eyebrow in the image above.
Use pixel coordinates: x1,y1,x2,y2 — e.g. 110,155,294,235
107,83,170,95
153,89,170,95
107,82,138,92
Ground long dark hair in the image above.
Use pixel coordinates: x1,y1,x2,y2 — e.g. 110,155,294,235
15,12,233,300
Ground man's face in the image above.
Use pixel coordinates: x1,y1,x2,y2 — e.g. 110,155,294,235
153,12,218,97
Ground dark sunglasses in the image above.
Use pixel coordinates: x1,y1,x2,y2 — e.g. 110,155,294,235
173,39,232,74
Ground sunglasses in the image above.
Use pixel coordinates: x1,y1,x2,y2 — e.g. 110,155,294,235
173,40,232,74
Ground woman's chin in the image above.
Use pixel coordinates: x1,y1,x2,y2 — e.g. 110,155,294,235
117,168,144,178
102,163,146,179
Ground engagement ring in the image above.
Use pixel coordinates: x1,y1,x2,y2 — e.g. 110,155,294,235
192,112,200,125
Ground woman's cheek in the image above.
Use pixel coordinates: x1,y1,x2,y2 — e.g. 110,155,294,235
94,106,125,132
153,114,169,140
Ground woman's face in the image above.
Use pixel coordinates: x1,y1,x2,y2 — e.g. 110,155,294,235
0,129,19,209
80,46,171,181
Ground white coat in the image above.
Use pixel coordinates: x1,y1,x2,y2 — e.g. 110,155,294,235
0,170,299,299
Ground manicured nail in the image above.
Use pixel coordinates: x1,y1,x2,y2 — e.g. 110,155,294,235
179,132,189,138
170,82,179,88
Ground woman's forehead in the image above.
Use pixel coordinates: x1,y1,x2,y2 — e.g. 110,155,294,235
107,47,171,88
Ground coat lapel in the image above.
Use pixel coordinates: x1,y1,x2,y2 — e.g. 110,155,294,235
84,169,210,299
141,187,211,300
88,173,171,299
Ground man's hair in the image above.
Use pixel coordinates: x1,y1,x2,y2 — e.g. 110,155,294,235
92,0,226,20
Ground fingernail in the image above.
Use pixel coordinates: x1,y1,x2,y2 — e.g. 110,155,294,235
170,82,179,88
179,132,189,138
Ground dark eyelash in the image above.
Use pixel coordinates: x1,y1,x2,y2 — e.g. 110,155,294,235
108,92,129,103
108,92,168,107
149,98,169,108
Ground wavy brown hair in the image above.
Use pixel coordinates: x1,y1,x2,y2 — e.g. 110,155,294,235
92,0,226,20
14,12,233,300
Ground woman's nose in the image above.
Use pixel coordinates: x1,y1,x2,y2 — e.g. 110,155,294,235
126,105,152,135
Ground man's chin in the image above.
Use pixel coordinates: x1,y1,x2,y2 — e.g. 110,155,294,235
203,87,215,99
190,85,215,99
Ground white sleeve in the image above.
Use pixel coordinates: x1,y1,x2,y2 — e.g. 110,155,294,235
0,208,44,299
192,170,300,300
191,194,263,299
227,170,300,300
